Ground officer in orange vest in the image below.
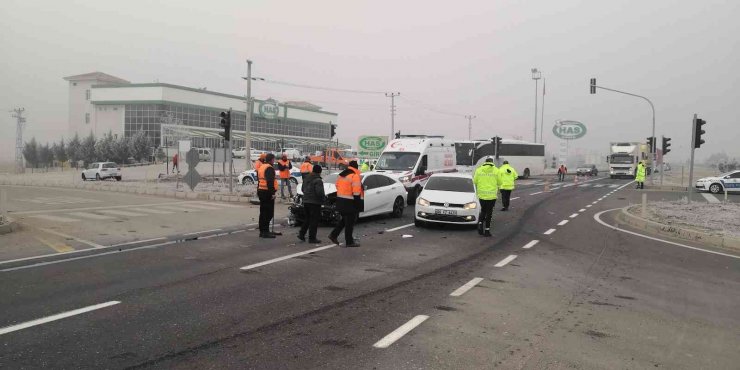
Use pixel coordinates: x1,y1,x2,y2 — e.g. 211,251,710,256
299,156,313,180
257,153,280,238
328,160,364,247
254,152,266,172
277,154,294,199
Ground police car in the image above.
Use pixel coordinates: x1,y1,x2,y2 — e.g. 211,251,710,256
238,164,302,185
695,170,740,194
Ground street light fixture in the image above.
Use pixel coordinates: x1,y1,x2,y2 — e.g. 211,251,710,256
531,68,542,143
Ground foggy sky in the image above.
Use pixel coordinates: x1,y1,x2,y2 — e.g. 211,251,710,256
2,0,739,164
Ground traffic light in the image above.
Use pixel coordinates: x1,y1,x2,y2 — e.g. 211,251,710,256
590,78,596,94
492,136,503,157
219,110,231,141
694,118,706,148
662,137,671,155
646,136,655,152
330,124,336,138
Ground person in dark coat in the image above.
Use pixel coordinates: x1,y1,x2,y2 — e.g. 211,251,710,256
298,165,325,244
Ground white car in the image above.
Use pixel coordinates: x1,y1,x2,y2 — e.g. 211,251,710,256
289,172,407,224
415,173,479,227
82,162,121,181
695,170,740,194
238,164,303,185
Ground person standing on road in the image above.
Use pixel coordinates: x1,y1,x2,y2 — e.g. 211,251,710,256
473,157,501,237
257,153,281,238
277,154,294,199
557,164,567,182
254,153,266,172
360,161,370,172
172,153,179,173
300,156,313,180
328,160,363,247
298,164,325,244
635,160,646,189
498,160,518,211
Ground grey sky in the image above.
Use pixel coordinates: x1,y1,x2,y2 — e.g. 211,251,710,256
2,0,738,163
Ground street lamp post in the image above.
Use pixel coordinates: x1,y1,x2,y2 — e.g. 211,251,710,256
531,68,541,143
244,60,252,171
465,115,476,140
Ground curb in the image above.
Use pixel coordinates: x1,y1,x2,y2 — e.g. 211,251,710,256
618,206,740,251
0,217,18,235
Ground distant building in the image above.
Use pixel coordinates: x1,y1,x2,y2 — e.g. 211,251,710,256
63,72,339,153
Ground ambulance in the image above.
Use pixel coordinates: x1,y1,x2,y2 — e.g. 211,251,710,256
374,136,457,204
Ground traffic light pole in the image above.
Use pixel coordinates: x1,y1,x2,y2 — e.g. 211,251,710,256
687,114,697,203
245,59,253,171
660,135,664,186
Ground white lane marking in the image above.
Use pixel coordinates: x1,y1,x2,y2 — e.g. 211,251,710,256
593,184,605,188
450,277,484,297
511,197,520,200
29,214,79,223
494,254,518,267
569,213,579,218
38,227,103,248
701,193,721,204
578,184,591,188
184,228,221,236
191,201,243,208
592,201,598,204
98,209,146,217
609,184,619,188
579,208,586,212
544,228,556,235
373,315,429,349
111,237,166,247
130,208,173,215
522,240,539,249
157,205,203,212
594,209,740,260
558,220,569,226
529,191,543,195
0,301,120,336
13,201,199,215
178,203,223,210
386,223,414,232
240,244,337,270
563,184,574,187
66,212,115,220
586,205,592,208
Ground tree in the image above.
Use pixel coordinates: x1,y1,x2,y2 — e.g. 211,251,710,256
111,136,131,164
67,133,82,168
80,132,97,166
39,143,53,168
51,142,60,166
54,138,68,165
23,138,39,168
129,130,152,162
95,131,115,162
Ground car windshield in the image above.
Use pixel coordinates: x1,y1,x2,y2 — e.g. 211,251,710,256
718,171,736,178
375,152,420,171
424,176,474,192
610,155,634,164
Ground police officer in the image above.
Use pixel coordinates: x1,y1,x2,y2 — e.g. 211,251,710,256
277,154,294,199
473,157,501,237
254,152,266,172
498,160,518,211
257,153,280,238
635,160,646,189
359,160,370,172
328,160,363,247
299,156,313,180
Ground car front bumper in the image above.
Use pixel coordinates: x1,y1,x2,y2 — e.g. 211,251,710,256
415,205,478,224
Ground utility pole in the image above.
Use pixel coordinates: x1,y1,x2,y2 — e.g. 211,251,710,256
244,59,253,171
531,68,541,142
11,108,26,174
540,77,546,143
385,92,400,139
465,115,476,140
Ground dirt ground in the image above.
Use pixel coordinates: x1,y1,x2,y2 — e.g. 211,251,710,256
646,200,740,239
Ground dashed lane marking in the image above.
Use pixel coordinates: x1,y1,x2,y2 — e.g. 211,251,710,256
66,212,115,220
0,301,121,336
385,223,414,232
579,208,586,212
522,240,539,249
450,277,484,297
593,184,605,188
494,254,517,267
529,191,543,195
29,214,79,223
578,184,591,187
569,213,579,218
609,184,619,188
544,228,556,235
511,197,520,200
586,205,592,208
558,220,569,226
563,184,575,187
240,244,337,271
373,315,429,349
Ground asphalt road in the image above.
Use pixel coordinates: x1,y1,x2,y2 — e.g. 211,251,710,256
1,176,738,369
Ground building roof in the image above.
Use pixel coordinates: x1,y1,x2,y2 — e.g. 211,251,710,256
284,101,322,111
63,72,130,84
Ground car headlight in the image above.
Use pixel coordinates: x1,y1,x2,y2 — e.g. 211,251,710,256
417,197,430,206
463,202,477,210
399,175,412,183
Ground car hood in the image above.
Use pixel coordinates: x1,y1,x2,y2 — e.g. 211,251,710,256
418,189,476,204
697,176,722,182
297,182,336,196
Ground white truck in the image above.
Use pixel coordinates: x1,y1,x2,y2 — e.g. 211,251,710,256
374,136,457,204
607,142,651,179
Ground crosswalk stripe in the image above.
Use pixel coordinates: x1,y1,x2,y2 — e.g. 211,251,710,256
563,184,574,187
98,209,147,217
578,184,591,187
179,203,223,210
29,215,80,223
157,205,202,212
66,212,115,220
593,184,605,188
701,193,721,204
130,208,174,215
609,184,619,188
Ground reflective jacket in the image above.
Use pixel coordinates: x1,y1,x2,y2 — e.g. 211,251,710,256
360,162,370,172
300,161,313,176
254,159,263,172
257,164,278,192
635,163,646,181
335,167,364,213
498,164,518,190
473,163,501,200
277,159,292,179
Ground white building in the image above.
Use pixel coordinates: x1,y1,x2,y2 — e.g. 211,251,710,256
63,72,340,153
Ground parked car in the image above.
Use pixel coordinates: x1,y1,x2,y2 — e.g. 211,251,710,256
576,164,598,176
695,170,740,194
288,172,407,225
196,148,211,162
82,162,121,181
279,148,302,160
238,164,303,185
415,173,479,227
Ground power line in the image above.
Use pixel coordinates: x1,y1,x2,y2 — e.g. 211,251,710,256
255,78,386,95
397,96,465,118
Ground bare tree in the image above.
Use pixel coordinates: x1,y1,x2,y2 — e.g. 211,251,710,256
67,133,82,168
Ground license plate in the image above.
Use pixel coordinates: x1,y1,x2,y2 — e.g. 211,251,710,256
435,209,457,215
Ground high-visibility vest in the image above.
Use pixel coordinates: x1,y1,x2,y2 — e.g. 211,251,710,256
258,164,278,191
498,164,518,190
300,162,312,174
278,160,291,179
336,168,363,200
473,163,501,200
360,163,369,172
254,160,263,171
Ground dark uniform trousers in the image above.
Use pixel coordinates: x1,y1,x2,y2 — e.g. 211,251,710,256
331,212,358,245
478,199,496,229
299,203,321,240
258,190,275,234
500,190,512,209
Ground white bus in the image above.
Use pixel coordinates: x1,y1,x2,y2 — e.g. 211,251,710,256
455,139,545,178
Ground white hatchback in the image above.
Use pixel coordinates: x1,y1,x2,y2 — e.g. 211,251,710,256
414,173,479,227
82,162,121,181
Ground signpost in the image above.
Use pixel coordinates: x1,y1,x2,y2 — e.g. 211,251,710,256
552,120,587,166
183,148,201,191
259,99,279,119
357,135,388,160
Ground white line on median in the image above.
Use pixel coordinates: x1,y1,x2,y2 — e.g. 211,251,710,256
0,301,120,336
522,240,539,249
373,315,429,349
544,228,556,235
529,191,543,195
184,229,222,236
569,213,579,218
385,223,414,232
558,220,569,226
450,277,484,297
240,244,337,270
494,254,517,267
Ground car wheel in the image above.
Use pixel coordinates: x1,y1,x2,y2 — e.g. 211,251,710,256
242,177,254,185
414,218,425,228
115,176,122,181
290,177,298,185
95,173,101,181
391,197,404,218
523,168,530,179
709,183,723,194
